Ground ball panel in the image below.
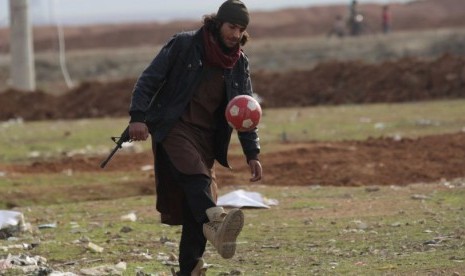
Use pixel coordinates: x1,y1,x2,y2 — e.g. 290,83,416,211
229,105,240,116
247,101,258,111
242,119,253,129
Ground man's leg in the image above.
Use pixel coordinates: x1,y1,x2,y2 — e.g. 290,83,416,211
174,166,244,261
176,174,214,274
159,145,214,274
176,173,216,224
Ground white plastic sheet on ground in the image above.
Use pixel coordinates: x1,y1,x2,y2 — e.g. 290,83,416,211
0,210,25,231
217,189,278,208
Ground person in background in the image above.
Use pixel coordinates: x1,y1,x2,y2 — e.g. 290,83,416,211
128,0,262,275
348,0,359,36
382,4,392,34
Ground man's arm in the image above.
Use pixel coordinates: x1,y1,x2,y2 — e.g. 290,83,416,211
129,35,183,123
239,56,262,181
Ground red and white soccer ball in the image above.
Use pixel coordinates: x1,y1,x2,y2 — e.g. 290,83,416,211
225,95,262,131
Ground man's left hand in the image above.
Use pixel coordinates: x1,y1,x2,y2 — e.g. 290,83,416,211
248,159,262,182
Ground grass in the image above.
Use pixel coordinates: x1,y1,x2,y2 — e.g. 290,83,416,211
1,184,464,275
258,99,465,143
0,171,148,208
0,118,137,163
1,99,464,162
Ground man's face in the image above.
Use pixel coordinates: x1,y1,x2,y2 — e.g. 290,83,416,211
219,22,246,48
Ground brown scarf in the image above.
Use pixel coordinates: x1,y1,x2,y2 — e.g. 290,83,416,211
202,28,241,69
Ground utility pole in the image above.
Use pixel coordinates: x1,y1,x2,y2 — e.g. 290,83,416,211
9,0,36,91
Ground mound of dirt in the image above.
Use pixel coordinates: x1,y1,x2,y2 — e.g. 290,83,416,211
3,132,465,188
254,54,465,107
0,79,135,121
1,54,464,121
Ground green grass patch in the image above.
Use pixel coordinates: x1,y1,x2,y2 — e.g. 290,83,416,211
432,188,465,208
2,99,464,162
0,118,151,163
0,171,149,208
257,99,465,143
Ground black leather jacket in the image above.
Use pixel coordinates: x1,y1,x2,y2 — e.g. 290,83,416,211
129,28,260,167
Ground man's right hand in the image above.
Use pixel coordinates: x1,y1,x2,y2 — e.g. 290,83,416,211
129,122,149,141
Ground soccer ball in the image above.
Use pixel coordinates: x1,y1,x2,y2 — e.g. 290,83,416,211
225,95,262,131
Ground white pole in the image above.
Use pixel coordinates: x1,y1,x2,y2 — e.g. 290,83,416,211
51,0,73,88
9,0,36,91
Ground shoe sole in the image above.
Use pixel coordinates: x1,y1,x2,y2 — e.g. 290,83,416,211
216,208,244,259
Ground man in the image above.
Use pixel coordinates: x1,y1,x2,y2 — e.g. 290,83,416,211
128,1,262,275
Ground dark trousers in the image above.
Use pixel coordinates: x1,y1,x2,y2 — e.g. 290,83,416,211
159,145,216,275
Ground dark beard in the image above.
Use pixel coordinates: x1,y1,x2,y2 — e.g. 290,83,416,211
213,28,234,53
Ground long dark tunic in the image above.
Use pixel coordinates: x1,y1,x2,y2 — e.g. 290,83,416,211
162,65,225,176
156,65,225,225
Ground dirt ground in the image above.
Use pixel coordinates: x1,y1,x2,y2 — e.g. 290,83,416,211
3,132,465,189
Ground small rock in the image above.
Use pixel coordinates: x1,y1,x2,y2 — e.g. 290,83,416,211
411,194,429,200
120,213,137,222
86,242,104,253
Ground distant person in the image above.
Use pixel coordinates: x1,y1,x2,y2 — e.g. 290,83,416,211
128,0,262,275
328,14,346,38
382,5,391,34
348,0,359,36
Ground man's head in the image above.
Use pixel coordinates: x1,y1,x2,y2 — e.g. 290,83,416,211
216,0,249,49
203,0,250,49
216,0,250,28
